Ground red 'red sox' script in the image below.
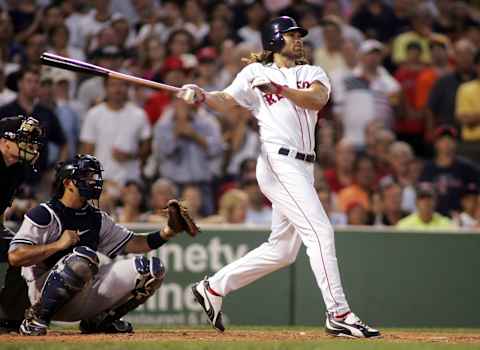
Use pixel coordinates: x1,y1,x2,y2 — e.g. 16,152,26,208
263,81,312,106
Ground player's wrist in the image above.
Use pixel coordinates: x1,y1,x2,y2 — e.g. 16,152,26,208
271,82,288,95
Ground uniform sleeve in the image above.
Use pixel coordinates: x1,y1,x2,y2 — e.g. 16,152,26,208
223,64,258,110
79,108,97,144
97,212,134,258
310,65,331,98
9,205,54,250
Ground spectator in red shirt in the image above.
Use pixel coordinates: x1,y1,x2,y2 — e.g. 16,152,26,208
324,138,356,193
143,56,191,125
394,41,426,155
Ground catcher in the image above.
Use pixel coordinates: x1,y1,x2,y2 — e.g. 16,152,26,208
8,154,199,336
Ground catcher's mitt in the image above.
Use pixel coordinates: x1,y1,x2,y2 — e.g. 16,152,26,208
166,199,200,237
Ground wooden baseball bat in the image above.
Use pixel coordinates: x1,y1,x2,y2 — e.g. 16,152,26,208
40,52,182,93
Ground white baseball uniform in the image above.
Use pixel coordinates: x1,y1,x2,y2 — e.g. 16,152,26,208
208,62,350,315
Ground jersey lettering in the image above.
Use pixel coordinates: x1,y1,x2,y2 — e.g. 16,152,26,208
296,81,312,89
263,93,285,106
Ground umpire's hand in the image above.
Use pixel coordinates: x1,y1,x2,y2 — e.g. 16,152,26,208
56,230,80,250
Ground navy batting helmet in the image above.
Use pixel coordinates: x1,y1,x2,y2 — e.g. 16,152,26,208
261,16,308,53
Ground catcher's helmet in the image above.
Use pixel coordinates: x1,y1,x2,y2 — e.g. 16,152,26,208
53,154,104,200
1,115,44,164
261,16,308,53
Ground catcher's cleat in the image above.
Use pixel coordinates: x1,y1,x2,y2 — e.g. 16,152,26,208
19,318,47,336
192,278,225,332
325,312,380,338
79,318,133,334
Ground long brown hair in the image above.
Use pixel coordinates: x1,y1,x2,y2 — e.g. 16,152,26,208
241,50,309,65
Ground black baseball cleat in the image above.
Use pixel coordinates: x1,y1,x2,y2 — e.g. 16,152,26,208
325,312,380,338
80,318,133,334
192,278,225,332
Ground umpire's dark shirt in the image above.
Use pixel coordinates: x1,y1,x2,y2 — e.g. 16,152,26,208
0,153,27,216
0,100,66,174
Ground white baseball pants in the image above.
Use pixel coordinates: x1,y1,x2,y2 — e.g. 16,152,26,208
209,146,350,314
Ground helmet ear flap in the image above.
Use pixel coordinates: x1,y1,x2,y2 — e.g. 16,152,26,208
270,32,285,53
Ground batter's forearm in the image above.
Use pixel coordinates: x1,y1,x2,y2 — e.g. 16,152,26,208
204,91,239,114
8,242,64,267
281,87,328,110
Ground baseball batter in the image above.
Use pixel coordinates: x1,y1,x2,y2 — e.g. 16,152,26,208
178,16,379,338
8,154,198,336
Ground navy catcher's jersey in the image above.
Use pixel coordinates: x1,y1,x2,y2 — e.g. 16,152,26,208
10,199,134,281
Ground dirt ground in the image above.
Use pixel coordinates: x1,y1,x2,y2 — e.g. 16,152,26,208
2,329,480,344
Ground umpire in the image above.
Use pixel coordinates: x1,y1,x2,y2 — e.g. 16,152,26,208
0,115,44,332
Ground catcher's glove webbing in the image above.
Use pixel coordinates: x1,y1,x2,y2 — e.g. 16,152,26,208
167,199,200,237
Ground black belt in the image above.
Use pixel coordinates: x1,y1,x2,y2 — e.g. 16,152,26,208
278,147,316,163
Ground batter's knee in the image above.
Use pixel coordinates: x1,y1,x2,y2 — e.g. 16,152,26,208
59,246,99,290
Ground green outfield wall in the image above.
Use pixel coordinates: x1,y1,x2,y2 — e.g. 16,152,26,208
124,226,480,328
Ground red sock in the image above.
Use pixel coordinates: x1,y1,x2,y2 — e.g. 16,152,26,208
207,286,222,297
334,311,350,320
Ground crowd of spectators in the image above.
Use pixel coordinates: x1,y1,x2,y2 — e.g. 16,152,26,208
1,0,480,230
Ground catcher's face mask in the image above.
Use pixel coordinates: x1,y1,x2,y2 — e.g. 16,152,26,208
4,117,44,165
72,156,104,200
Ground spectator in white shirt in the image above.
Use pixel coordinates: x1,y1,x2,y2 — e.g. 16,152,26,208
80,78,151,186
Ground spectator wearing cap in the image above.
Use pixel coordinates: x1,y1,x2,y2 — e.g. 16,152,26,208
427,39,476,129
391,4,449,65
80,77,152,186
332,39,400,149
153,98,223,216
77,45,124,110
313,16,346,74
241,177,272,226
144,56,191,125
454,183,479,228
194,47,223,91
455,50,480,163
419,125,480,217
396,182,454,230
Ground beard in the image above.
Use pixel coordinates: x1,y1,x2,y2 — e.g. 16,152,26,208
281,46,305,61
